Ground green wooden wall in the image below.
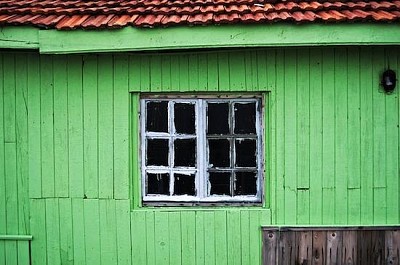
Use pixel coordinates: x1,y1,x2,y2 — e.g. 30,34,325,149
0,47,399,264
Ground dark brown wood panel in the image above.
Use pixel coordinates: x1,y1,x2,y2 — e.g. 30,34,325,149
262,227,400,265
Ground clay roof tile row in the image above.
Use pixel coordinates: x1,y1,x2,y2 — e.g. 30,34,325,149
0,0,398,29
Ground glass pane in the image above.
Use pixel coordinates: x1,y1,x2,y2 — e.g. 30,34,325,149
208,139,230,168
234,102,256,134
174,173,196,196
174,139,196,167
235,139,257,167
234,172,257,195
207,103,229,134
174,103,195,134
146,101,168,132
209,172,231,195
147,173,170,195
147,139,169,166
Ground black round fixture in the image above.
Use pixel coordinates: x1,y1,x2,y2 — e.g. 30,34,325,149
381,69,396,93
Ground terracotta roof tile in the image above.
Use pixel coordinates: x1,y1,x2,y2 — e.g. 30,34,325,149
0,0,398,29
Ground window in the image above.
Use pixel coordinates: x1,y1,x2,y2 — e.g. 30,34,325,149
140,95,263,204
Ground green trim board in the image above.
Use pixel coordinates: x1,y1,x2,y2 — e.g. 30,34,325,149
0,27,39,49
1,23,400,53
38,23,400,54
0,235,32,241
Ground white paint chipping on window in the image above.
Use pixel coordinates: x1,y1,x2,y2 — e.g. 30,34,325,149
141,96,263,204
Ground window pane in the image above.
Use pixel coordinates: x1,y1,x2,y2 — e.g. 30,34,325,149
209,172,231,195
234,103,256,134
174,139,196,167
174,173,196,196
207,103,229,134
208,139,230,168
147,139,169,166
174,103,195,134
235,139,257,167
234,172,257,195
146,101,168,132
147,173,170,195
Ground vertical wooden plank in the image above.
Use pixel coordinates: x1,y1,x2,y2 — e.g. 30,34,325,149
116,200,131,265
5,143,18,234
53,55,69,198
178,54,189,91
348,189,361,225
342,230,357,265
59,198,74,265
385,230,400,265
263,230,278,265
169,54,180,91
68,55,84,198
72,199,86,265
279,231,295,265
40,55,55,198
334,48,348,225
131,210,146,265
27,53,42,198
347,47,361,190
30,199,47,265
297,190,310,224
155,212,170,265
3,53,15,143
249,211,262,265
15,53,29,235
140,56,151,92
214,211,227,265
188,54,199,92
131,94,140,208
372,48,387,190
146,211,156,265
150,55,162,92
240,210,250,265
100,200,117,265
0,53,5,264
5,241,17,265
181,211,196,265
309,48,323,225
207,53,218,91
114,55,129,199
374,187,387,224
229,52,245,91
385,47,399,224
168,212,182,265
83,55,99,199
204,211,215,265
312,231,326,265
275,49,285,224
326,230,342,265
17,241,30,265
218,52,230,91
359,47,374,224
296,231,312,265
161,55,172,91
98,55,114,199
322,49,335,189
284,49,297,224
195,211,205,265
198,53,208,91
322,188,335,224
46,199,61,265
227,211,241,265
296,48,310,190
84,199,101,265
128,54,141,92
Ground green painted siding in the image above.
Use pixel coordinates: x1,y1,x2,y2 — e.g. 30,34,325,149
0,47,399,264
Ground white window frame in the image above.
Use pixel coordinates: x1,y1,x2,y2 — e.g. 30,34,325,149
140,95,264,205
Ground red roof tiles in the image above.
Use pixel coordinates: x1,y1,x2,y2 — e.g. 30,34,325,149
0,0,398,29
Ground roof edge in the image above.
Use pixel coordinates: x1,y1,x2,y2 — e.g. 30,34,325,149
1,23,400,53
0,27,39,49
